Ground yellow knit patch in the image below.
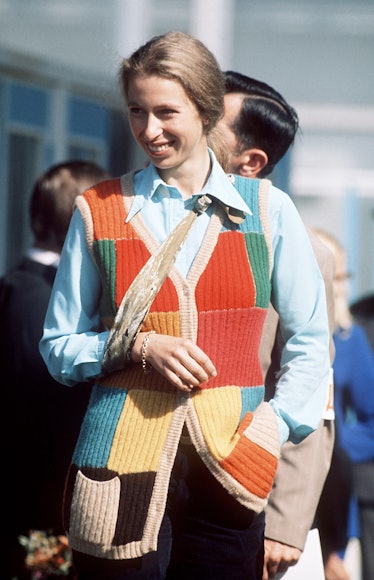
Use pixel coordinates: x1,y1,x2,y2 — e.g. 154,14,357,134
193,386,242,459
107,389,176,473
142,311,181,336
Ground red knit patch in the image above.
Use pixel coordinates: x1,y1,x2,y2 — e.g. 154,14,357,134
151,278,180,312
115,238,151,307
198,308,267,388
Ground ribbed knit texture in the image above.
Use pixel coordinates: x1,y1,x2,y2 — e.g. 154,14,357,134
64,172,280,560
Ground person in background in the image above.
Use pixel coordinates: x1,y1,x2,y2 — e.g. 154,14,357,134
350,290,374,580
312,229,374,580
39,31,330,580
350,292,374,351
218,70,336,580
0,160,110,579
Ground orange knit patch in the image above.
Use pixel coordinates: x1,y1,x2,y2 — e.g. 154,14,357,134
220,436,278,499
195,231,256,310
142,311,181,337
84,179,133,240
237,412,254,434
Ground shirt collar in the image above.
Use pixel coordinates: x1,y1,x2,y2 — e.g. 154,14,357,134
201,150,252,221
126,164,163,222
126,149,252,222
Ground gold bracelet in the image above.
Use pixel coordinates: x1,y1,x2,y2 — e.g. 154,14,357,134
141,331,156,373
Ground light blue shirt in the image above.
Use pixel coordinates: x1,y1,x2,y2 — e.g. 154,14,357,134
40,152,330,444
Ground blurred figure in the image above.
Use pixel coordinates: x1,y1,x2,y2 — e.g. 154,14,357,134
350,291,374,580
350,292,374,351
314,435,354,580
218,71,335,580
0,160,110,579
313,229,374,580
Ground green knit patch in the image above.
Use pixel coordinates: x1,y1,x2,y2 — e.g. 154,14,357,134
244,232,270,308
93,239,117,318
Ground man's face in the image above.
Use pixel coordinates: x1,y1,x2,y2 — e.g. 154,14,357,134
217,92,245,174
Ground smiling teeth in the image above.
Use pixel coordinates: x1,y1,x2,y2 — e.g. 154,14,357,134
148,144,169,152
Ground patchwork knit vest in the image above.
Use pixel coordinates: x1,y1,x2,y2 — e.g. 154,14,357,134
63,171,281,560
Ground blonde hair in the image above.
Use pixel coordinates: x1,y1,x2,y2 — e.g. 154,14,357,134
312,227,353,331
119,31,229,170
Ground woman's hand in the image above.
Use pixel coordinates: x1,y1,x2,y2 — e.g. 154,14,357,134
132,332,217,393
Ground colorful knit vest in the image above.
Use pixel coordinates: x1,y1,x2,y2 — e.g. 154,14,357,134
63,172,280,560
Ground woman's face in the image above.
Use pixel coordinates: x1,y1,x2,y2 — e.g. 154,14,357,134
127,75,208,176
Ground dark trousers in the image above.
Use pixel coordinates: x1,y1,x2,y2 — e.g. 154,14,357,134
354,461,374,580
73,444,265,579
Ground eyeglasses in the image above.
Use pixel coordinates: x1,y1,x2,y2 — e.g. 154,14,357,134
334,272,352,282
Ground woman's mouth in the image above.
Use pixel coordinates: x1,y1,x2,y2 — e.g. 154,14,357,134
147,142,171,153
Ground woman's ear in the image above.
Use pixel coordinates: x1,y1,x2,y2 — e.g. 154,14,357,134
238,148,268,178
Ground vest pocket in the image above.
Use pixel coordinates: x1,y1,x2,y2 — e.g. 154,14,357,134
68,469,120,546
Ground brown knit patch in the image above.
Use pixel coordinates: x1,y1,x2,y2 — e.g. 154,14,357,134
114,471,156,545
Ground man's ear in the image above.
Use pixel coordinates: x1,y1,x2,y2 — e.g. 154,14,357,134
238,148,268,178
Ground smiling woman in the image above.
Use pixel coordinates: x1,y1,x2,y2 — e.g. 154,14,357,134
119,31,229,180
39,30,330,580
126,75,209,191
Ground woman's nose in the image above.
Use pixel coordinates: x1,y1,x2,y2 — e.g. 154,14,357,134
143,114,162,140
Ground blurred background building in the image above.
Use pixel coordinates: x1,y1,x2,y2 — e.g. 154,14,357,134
0,0,373,302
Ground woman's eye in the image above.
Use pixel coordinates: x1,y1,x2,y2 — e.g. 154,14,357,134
129,107,143,116
159,109,175,118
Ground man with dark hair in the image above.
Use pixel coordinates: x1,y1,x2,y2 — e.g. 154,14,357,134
222,71,299,177
1,160,110,579
218,72,335,580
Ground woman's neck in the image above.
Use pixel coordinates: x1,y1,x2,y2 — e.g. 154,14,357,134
158,148,211,199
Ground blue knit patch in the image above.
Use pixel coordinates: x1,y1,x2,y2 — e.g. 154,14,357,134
240,385,264,422
72,384,127,468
